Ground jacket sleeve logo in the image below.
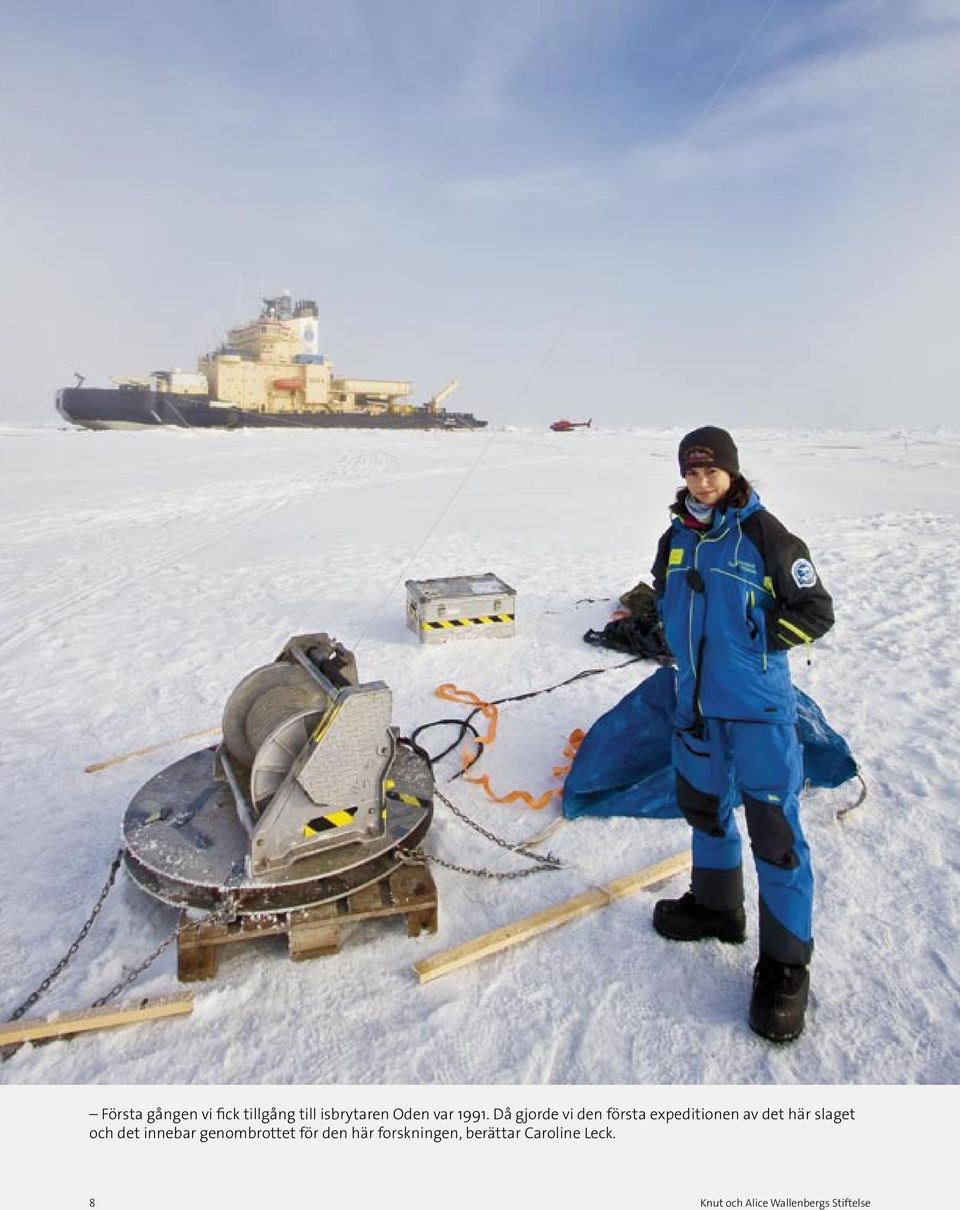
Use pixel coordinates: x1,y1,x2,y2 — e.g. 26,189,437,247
791,558,818,589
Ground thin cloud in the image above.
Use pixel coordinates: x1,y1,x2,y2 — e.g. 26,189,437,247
443,168,616,206
622,15,960,188
1,1,958,426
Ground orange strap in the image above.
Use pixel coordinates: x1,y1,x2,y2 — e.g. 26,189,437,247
435,683,584,811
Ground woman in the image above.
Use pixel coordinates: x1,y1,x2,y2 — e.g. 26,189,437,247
651,426,834,1042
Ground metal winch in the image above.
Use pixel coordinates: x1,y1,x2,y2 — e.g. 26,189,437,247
122,634,433,913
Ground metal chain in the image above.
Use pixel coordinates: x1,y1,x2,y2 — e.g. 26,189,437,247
7,849,125,1022
396,846,559,880
8,741,571,1021
396,785,565,880
90,903,236,1008
6,849,235,1023
89,928,182,1007
433,786,563,867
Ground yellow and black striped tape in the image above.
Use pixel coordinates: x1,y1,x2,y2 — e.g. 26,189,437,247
304,805,358,836
421,613,514,631
386,789,429,809
303,784,429,836
385,778,429,809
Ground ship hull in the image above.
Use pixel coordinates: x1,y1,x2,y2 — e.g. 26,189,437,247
56,388,487,432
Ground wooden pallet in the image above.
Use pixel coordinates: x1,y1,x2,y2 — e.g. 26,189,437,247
177,865,438,982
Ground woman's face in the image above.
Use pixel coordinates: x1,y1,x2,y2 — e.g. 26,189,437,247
684,466,731,506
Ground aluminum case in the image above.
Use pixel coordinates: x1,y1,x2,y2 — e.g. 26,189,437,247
405,573,516,644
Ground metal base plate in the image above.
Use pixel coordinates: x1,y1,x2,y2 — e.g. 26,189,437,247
123,743,433,913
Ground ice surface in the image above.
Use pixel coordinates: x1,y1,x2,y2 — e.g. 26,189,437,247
1,423,958,1084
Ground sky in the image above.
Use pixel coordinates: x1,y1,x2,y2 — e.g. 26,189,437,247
1,0,958,428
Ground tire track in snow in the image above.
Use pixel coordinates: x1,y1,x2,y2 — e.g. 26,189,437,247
0,465,389,656
0,492,299,656
0,450,474,657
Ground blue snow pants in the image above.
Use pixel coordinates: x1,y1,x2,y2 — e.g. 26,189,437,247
673,719,813,966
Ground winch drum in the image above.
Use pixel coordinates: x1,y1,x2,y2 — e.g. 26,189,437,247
121,633,434,914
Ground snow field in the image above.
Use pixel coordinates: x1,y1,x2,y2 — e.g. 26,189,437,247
1,424,958,1084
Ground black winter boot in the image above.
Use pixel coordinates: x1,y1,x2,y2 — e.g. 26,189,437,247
652,892,747,944
749,954,810,1042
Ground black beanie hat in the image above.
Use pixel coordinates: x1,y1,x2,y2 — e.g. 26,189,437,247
678,426,740,477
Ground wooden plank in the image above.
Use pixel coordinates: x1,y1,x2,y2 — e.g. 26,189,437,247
208,917,288,945
84,727,221,773
288,922,341,960
406,905,438,938
0,993,195,1046
180,915,285,947
178,939,220,982
166,869,439,982
413,850,690,984
389,864,436,907
288,902,340,928
346,883,386,915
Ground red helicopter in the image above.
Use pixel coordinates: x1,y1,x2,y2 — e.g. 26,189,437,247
549,418,593,432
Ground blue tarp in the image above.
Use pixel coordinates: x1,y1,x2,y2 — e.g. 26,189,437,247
561,665,857,821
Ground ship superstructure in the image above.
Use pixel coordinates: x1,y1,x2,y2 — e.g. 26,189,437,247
57,294,484,432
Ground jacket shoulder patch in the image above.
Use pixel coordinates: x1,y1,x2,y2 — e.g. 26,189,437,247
791,558,818,588
668,547,684,566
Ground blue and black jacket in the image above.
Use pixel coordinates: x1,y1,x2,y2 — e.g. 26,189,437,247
651,491,834,727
